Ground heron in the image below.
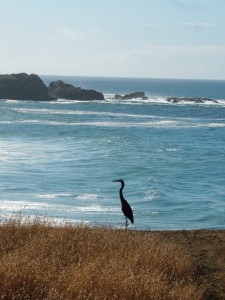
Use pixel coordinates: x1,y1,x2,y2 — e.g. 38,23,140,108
113,179,134,229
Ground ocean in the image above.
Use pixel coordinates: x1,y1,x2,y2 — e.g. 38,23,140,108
0,76,225,230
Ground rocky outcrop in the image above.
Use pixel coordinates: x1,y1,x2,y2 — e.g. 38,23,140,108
114,92,148,100
0,73,54,100
166,97,218,104
0,74,104,101
48,80,105,101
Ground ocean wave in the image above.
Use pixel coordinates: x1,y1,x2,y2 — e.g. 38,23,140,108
144,190,159,201
67,204,119,213
4,99,22,103
0,200,58,212
0,212,90,226
104,94,225,106
35,193,72,199
1,119,225,128
75,194,98,201
12,107,160,119
46,96,225,107
165,148,179,152
17,120,182,127
0,200,119,214
1,93,225,107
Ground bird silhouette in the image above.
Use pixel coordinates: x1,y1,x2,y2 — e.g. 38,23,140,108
113,179,134,229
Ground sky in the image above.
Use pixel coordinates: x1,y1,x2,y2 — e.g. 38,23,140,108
1,0,225,80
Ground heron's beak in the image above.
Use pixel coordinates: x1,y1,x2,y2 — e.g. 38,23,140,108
112,179,120,182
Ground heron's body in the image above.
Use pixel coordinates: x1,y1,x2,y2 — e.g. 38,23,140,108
113,179,134,228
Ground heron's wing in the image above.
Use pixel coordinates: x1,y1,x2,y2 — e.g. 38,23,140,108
122,200,134,223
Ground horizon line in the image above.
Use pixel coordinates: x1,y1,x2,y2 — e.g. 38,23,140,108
38,74,225,82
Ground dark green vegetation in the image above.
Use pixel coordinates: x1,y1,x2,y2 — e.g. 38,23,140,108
1,217,225,299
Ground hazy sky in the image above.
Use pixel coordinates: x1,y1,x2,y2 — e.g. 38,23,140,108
1,0,225,79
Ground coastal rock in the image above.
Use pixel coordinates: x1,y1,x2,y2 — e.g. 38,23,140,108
0,73,54,100
115,92,148,100
48,80,105,101
166,97,218,104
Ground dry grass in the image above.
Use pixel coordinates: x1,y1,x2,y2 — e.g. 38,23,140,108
1,217,225,299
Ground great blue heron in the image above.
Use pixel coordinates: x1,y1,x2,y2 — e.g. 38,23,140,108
113,179,134,229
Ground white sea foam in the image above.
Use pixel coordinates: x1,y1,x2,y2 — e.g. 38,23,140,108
75,194,98,200
5,100,21,103
2,118,225,128
0,200,119,214
35,193,72,199
0,200,58,212
104,95,225,107
165,148,179,152
13,107,162,119
201,123,225,127
2,94,225,107
144,190,158,201
17,119,176,127
68,204,119,213
0,212,90,226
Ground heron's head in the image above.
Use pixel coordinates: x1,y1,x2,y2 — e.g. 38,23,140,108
113,179,125,187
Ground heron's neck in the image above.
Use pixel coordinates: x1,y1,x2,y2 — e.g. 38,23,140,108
119,186,125,203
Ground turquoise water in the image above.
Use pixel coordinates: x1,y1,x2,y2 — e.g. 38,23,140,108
0,76,225,230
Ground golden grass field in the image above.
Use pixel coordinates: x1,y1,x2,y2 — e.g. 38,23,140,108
0,217,225,299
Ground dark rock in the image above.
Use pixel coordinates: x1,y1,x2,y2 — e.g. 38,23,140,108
166,97,218,104
114,94,123,100
114,92,148,100
48,80,104,101
123,92,148,100
0,73,54,100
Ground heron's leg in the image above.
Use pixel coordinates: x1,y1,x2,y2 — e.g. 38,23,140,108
125,217,128,230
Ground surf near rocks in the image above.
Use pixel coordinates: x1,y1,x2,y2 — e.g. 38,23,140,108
114,91,148,100
166,97,218,104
